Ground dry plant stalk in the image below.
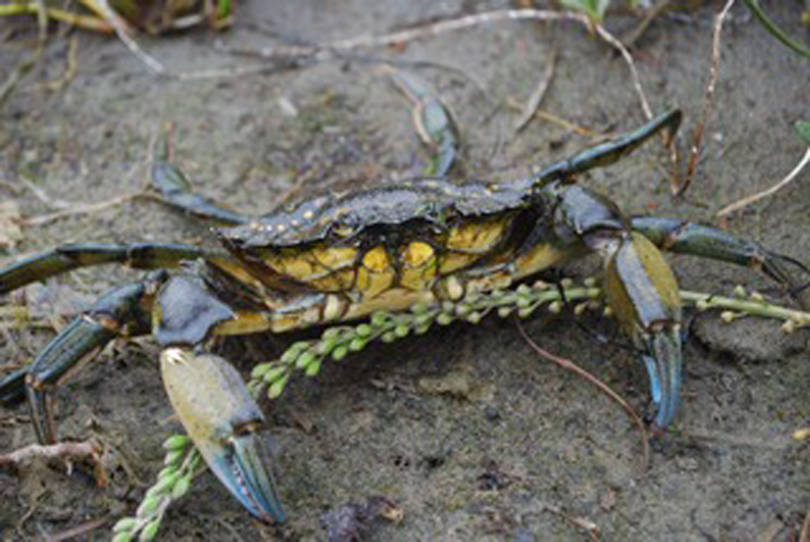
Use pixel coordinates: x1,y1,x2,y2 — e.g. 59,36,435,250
679,0,736,196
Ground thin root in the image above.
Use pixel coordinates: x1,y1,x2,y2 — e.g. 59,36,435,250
514,318,650,472
46,515,111,542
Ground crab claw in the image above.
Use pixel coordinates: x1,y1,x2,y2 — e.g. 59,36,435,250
160,348,285,523
602,233,683,429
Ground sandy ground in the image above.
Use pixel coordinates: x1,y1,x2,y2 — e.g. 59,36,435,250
0,1,808,540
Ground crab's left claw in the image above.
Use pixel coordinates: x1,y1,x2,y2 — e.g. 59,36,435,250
602,233,683,429
160,349,285,523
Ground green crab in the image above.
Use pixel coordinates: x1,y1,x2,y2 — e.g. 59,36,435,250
1,73,807,524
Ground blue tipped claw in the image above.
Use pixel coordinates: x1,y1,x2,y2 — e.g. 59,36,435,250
160,349,285,523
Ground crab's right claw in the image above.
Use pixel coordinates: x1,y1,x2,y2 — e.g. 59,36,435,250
603,233,684,429
160,349,285,523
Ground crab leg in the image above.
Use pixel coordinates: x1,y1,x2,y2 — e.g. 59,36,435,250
152,275,285,522
631,216,810,309
384,66,460,177
1,272,166,440
160,348,284,523
152,160,252,225
0,242,213,294
532,109,682,187
1,270,286,522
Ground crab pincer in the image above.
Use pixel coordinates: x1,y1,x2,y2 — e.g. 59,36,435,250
602,233,683,429
161,348,285,523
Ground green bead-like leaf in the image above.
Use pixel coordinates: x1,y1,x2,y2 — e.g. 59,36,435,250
290,340,311,353
280,348,300,364
436,313,453,325
414,313,433,327
410,302,429,314
139,519,161,542
157,465,178,480
163,449,183,467
349,337,367,352
322,327,342,340
295,351,317,370
497,306,513,318
136,495,162,518
171,475,192,499
162,434,190,451
146,477,172,498
113,518,138,533
262,366,288,384
332,345,348,361
355,323,373,337
250,363,273,379
267,378,287,399
318,337,338,355
371,311,389,326
112,532,134,542
305,359,322,377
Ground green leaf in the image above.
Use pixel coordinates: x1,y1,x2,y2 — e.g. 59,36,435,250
559,0,611,23
796,121,810,146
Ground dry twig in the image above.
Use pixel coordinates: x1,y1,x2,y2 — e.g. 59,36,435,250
544,503,600,541
679,0,736,196
513,47,558,135
216,9,652,121
94,0,166,74
41,34,79,92
622,0,672,48
0,440,102,476
592,23,652,121
47,516,112,542
19,191,159,227
716,147,810,218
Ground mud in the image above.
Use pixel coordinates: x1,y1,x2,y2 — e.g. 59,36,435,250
1,2,808,540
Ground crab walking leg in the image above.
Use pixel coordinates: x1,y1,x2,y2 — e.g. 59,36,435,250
0,368,27,405
152,160,252,225
385,66,460,177
631,217,810,309
0,242,216,294
160,348,285,523
532,109,682,187
8,272,167,441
